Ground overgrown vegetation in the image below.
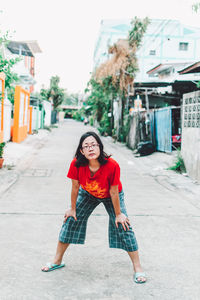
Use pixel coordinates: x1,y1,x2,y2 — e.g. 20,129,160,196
168,150,186,173
85,17,149,141
85,76,118,135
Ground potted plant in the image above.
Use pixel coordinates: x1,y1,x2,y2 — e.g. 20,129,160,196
0,142,6,168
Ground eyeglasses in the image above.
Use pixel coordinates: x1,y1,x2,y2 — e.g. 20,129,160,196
82,143,99,151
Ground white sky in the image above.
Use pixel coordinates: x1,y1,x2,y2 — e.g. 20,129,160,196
1,0,200,94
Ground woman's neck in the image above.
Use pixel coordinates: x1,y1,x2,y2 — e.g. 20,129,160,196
88,159,100,169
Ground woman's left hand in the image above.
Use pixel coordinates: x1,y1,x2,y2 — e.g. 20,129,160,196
115,213,131,231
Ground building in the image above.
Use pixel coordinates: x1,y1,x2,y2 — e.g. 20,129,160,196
94,19,200,84
3,40,42,93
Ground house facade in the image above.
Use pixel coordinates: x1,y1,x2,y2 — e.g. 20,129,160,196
3,40,42,93
94,19,200,83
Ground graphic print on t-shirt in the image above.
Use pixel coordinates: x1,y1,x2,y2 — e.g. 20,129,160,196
67,157,122,198
81,180,107,198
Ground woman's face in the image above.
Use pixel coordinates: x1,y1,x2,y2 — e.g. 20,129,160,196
81,136,100,161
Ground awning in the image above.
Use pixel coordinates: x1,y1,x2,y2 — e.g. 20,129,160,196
7,40,42,57
147,62,193,75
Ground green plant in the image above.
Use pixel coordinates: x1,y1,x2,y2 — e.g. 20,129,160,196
89,116,94,126
192,2,200,12
85,76,118,135
120,114,130,143
43,125,51,131
72,107,85,122
0,32,21,104
0,142,6,158
168,150,186,173
86,17,149,141
40,76,65,110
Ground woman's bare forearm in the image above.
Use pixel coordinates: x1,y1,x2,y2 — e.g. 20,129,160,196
70,180,80,209
109,185,121,216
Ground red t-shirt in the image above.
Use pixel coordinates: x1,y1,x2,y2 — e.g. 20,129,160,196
67,157,122,198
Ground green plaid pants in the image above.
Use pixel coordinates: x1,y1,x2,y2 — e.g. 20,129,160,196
59,187,138,252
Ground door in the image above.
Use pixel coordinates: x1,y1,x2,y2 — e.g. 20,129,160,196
154,107,172,152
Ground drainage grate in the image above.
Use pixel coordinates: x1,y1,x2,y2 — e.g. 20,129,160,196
22,169,52,177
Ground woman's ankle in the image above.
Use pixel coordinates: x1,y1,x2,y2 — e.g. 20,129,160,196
53,256,63,265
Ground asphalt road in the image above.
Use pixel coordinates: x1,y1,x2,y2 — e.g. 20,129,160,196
0,120,199,300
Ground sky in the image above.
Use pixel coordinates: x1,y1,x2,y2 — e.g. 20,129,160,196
1,0,200,94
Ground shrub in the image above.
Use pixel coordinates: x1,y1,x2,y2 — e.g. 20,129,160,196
0,142,6,158
168,149,186,173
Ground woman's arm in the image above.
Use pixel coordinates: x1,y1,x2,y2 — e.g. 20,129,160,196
109,185,121,215
64,179,80,222
71,179,80,209
109,185,130,231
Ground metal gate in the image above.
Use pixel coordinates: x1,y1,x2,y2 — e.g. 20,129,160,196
154,107,172,152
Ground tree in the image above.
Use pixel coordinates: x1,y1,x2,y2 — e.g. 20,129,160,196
40,76,65,110
88,17,149,140
192,2,200,11
62,93,79,106
0,32,20,104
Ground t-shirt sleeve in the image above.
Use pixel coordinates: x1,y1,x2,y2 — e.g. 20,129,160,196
110,162,120,186
67,159,79,180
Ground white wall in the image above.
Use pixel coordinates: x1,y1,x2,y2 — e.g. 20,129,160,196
3,98,12,142
43,100,51,126
181,91,200,183
32,107,37,130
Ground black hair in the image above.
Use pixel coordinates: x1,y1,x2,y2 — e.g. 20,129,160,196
74,131,111,167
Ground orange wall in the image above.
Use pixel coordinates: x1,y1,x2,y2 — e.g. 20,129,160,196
12,86,30,143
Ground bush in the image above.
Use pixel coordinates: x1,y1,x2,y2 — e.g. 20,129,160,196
98,111,112,136
168,149,186,173
72,108,85,122
89,116,94,126
119,115,130,143
0,142,6,158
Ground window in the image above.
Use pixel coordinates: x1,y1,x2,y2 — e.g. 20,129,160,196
149,50,156,55
179,42,189,51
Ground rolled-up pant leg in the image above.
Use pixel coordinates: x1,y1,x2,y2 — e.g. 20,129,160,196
59,188,100,244
102,191,139,252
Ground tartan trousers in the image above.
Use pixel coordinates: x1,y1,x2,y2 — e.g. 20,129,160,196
59,187,138,252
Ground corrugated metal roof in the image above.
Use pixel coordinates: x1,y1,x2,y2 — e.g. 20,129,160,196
179,61,200,74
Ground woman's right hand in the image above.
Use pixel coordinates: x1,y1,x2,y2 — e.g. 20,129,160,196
64,208,77,223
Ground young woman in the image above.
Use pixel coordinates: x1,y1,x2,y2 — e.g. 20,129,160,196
42,131,146,284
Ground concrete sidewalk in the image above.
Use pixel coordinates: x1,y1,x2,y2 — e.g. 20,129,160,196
0,128,52,194
0,120,199,300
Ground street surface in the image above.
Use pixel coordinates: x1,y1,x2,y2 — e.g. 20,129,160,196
0,120,199,300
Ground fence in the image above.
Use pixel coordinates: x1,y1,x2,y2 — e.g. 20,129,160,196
154,107,172,152
127,106,180,153
181,91,200,182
